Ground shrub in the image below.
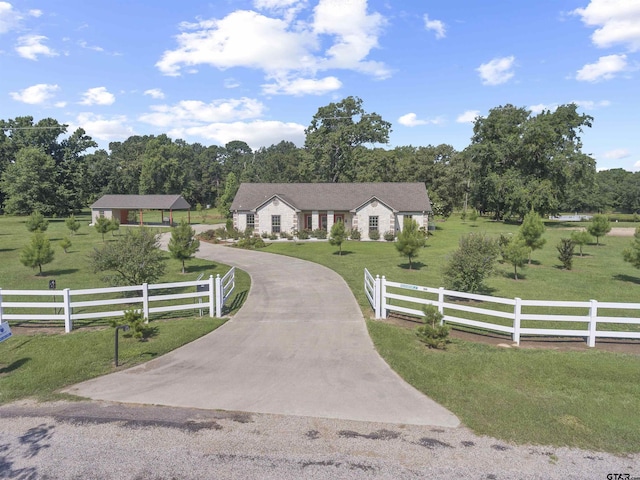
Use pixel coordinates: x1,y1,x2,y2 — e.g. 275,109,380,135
469,209,479,223
416,304,450,349
199,229,216,241
442,232,499,293
236,235,266,249
25,211,49,232
110,309,151,340
297,229,310,240
59,236,72,253
368,229,380,241
383,230,396,241
349,228,361,240
557,238,575,270
268,233,278,240
313,228,327,239
261,231,269,239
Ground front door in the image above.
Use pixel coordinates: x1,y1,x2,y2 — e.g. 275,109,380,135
334,214,344,224
320,215,328,230
304,214,313,230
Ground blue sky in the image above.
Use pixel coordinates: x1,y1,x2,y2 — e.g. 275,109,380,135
1,0,639,171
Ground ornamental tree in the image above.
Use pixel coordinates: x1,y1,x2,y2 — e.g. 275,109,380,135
395,218,426,269
587,214,611,246
623,227,640,269
329,219,347,256
168,219,200,273
20,232,55,276
520,211,546,264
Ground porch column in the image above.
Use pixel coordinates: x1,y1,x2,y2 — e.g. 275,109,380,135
312,211,319,230
327,210,334,232
139,209,143,225
170,209,174,225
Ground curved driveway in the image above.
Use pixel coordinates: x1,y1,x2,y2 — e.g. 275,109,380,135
67,239,459,427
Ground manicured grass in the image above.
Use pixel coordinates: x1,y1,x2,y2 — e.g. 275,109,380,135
265,216,640,310
0,317,224,404
0,211,250,326
264,216,640,453
368,320,640,454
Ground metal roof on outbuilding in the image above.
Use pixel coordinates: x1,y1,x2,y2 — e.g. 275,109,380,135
90,195,191,210
230,183,431,213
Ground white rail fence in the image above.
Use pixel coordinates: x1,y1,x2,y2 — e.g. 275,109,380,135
364,268,640,347
0,269,235,333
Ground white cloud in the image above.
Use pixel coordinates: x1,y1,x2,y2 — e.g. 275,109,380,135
529,103,558,114
15,35,58,60
604,148,630,160
224,78,240,89
54,101,67,108
573,99,611,110
156,0,390,85
254,0,299,9
477,56,515,85
398,113,426,127
80,87,115,105
10,83,59,104
424,14,446,39
28,9,42,17
79,40,105,52
173,120,306,150
139,97,265,128
144,88,165,99
72,113,135,142
576,54,627,82
456,110,480,123
573,0,640,51
262,75,341,95
0,1,20,33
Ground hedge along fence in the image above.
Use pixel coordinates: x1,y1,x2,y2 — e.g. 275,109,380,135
364,268,640,347
0,269,235,333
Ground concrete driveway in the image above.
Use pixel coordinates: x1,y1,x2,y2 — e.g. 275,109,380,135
66,238,459,427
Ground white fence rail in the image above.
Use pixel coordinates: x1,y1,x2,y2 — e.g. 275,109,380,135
0,270,236,333
364,270,640,347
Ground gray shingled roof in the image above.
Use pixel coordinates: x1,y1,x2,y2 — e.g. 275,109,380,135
230,183,431,212
91,195,191,210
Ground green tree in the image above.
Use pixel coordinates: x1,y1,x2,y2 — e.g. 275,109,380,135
25,211,49,232
623,227,640,269
587,214,611,246
19,232,55,275
89,227,166,285
108,218,120,236
304,96,391,182
557,238,575,270
395,218,426,269
329,219,347,256
65,215,81,235
442,233,500,293
217,172,239,218
520,211,546,264
415,304,450,350
570,230,592,257
1,147,58,215
94,216,111,242
502,235,529,280
59,236,72,253
168,219,200,273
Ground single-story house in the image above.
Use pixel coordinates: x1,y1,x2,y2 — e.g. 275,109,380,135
230,183,431,240
90,194,191,225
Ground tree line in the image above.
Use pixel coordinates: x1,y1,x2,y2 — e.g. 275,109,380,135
1,97,638,219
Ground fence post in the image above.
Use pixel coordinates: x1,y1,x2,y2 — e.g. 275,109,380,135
380,276,387,318
63,288,72,333
215,274,223,317
142,283,149,323
208,275,215,318
0,288,3,323
374,275,381,319
588,299,597,347
513,297,521,345
438,287,445,324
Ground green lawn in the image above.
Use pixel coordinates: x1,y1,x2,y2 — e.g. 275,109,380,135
0,211,249,327
264,215,640,453
0,317,224,404
368,321,640,454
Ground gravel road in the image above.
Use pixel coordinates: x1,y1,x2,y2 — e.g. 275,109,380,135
1,401,637,479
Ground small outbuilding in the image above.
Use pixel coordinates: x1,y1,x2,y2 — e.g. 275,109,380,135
230,182,431,240
90,194,191,226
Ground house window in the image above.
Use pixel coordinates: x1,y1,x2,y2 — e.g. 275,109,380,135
369,216,379,231
271,215,281,233
99,210,105,218
305,215,313,230
405,214,412,220
246,214,255,229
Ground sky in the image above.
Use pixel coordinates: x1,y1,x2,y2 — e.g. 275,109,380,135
1,0,639,171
